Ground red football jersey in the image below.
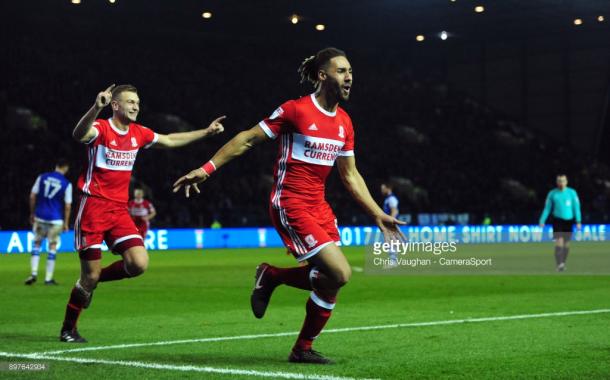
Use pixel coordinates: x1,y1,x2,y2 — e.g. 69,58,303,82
258,93,355,208
128,199,155,225
77,119,158,203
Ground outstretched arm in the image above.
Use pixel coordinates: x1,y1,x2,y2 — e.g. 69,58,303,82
73,84,115,143
173,124,269,197
336,156,406,242
154,116,226,149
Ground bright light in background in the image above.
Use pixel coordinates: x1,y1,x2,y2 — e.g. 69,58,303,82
71,0,81,4
598,15,605,22
108,0,116,3
202,11,212,19
416,35,425,42
474,5,485,13
440,31,448,40
315,24,325,31
291,15,299,24
573,18,583,26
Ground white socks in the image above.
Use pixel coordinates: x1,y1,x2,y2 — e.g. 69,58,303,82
45,252,56,281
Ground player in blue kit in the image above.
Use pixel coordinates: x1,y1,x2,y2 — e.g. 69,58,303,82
25,159,72,285
381,183,399,218
539,174,582,272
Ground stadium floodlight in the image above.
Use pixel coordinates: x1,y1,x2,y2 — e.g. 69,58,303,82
202,11,212,19
291,15,299,24
573,18,583,26
416,34,425,42
71,0,81,4
474,5,485,13
440,31,448,40
315,24,325,31
598,15,605,22
108,0,116,3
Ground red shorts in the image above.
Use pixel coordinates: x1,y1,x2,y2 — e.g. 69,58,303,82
74,195,144,255
269,202,340,262
133,220,149,239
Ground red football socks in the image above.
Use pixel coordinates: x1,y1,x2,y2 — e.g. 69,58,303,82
293,291,337,351
269,265,314,290
99,260,131,282
61,286,88,331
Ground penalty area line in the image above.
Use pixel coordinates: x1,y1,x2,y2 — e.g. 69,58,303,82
0,351,376,380
37,308,610,356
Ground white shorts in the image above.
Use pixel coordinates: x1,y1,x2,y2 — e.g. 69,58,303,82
33,221,63,245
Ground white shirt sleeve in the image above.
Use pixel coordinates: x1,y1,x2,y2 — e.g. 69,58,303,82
64,183,73,204
144,132,159,149
31,176,41,194
85,126,100,144
388,196,399,209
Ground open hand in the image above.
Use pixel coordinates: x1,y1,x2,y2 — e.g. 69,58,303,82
374,213,407,243
172,168,209,198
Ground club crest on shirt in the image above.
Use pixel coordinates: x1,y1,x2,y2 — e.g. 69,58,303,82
338,125,345,138
131,137,138,147
305,234,318,248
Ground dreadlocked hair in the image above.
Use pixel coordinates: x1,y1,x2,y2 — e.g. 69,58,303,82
298,47,346,85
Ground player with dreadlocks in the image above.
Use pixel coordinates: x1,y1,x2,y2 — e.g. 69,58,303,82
173,47,405,364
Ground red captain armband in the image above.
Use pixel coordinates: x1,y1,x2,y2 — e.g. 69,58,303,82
201,160,217,176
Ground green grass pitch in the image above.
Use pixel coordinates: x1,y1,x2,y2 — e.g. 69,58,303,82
0,243,609,379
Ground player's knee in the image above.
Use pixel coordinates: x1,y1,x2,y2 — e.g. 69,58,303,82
125,255,148,277
82,271,100,289
333,266,352,287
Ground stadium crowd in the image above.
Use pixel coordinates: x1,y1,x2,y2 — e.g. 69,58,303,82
3,31,610,229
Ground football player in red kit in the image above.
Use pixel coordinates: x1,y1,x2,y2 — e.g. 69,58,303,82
173,48,405,363
61,84,225,343
128,188,156,239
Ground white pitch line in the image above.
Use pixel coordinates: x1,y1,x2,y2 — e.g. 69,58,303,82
0,352,374,380
41,331,299,355
38,308,610,356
